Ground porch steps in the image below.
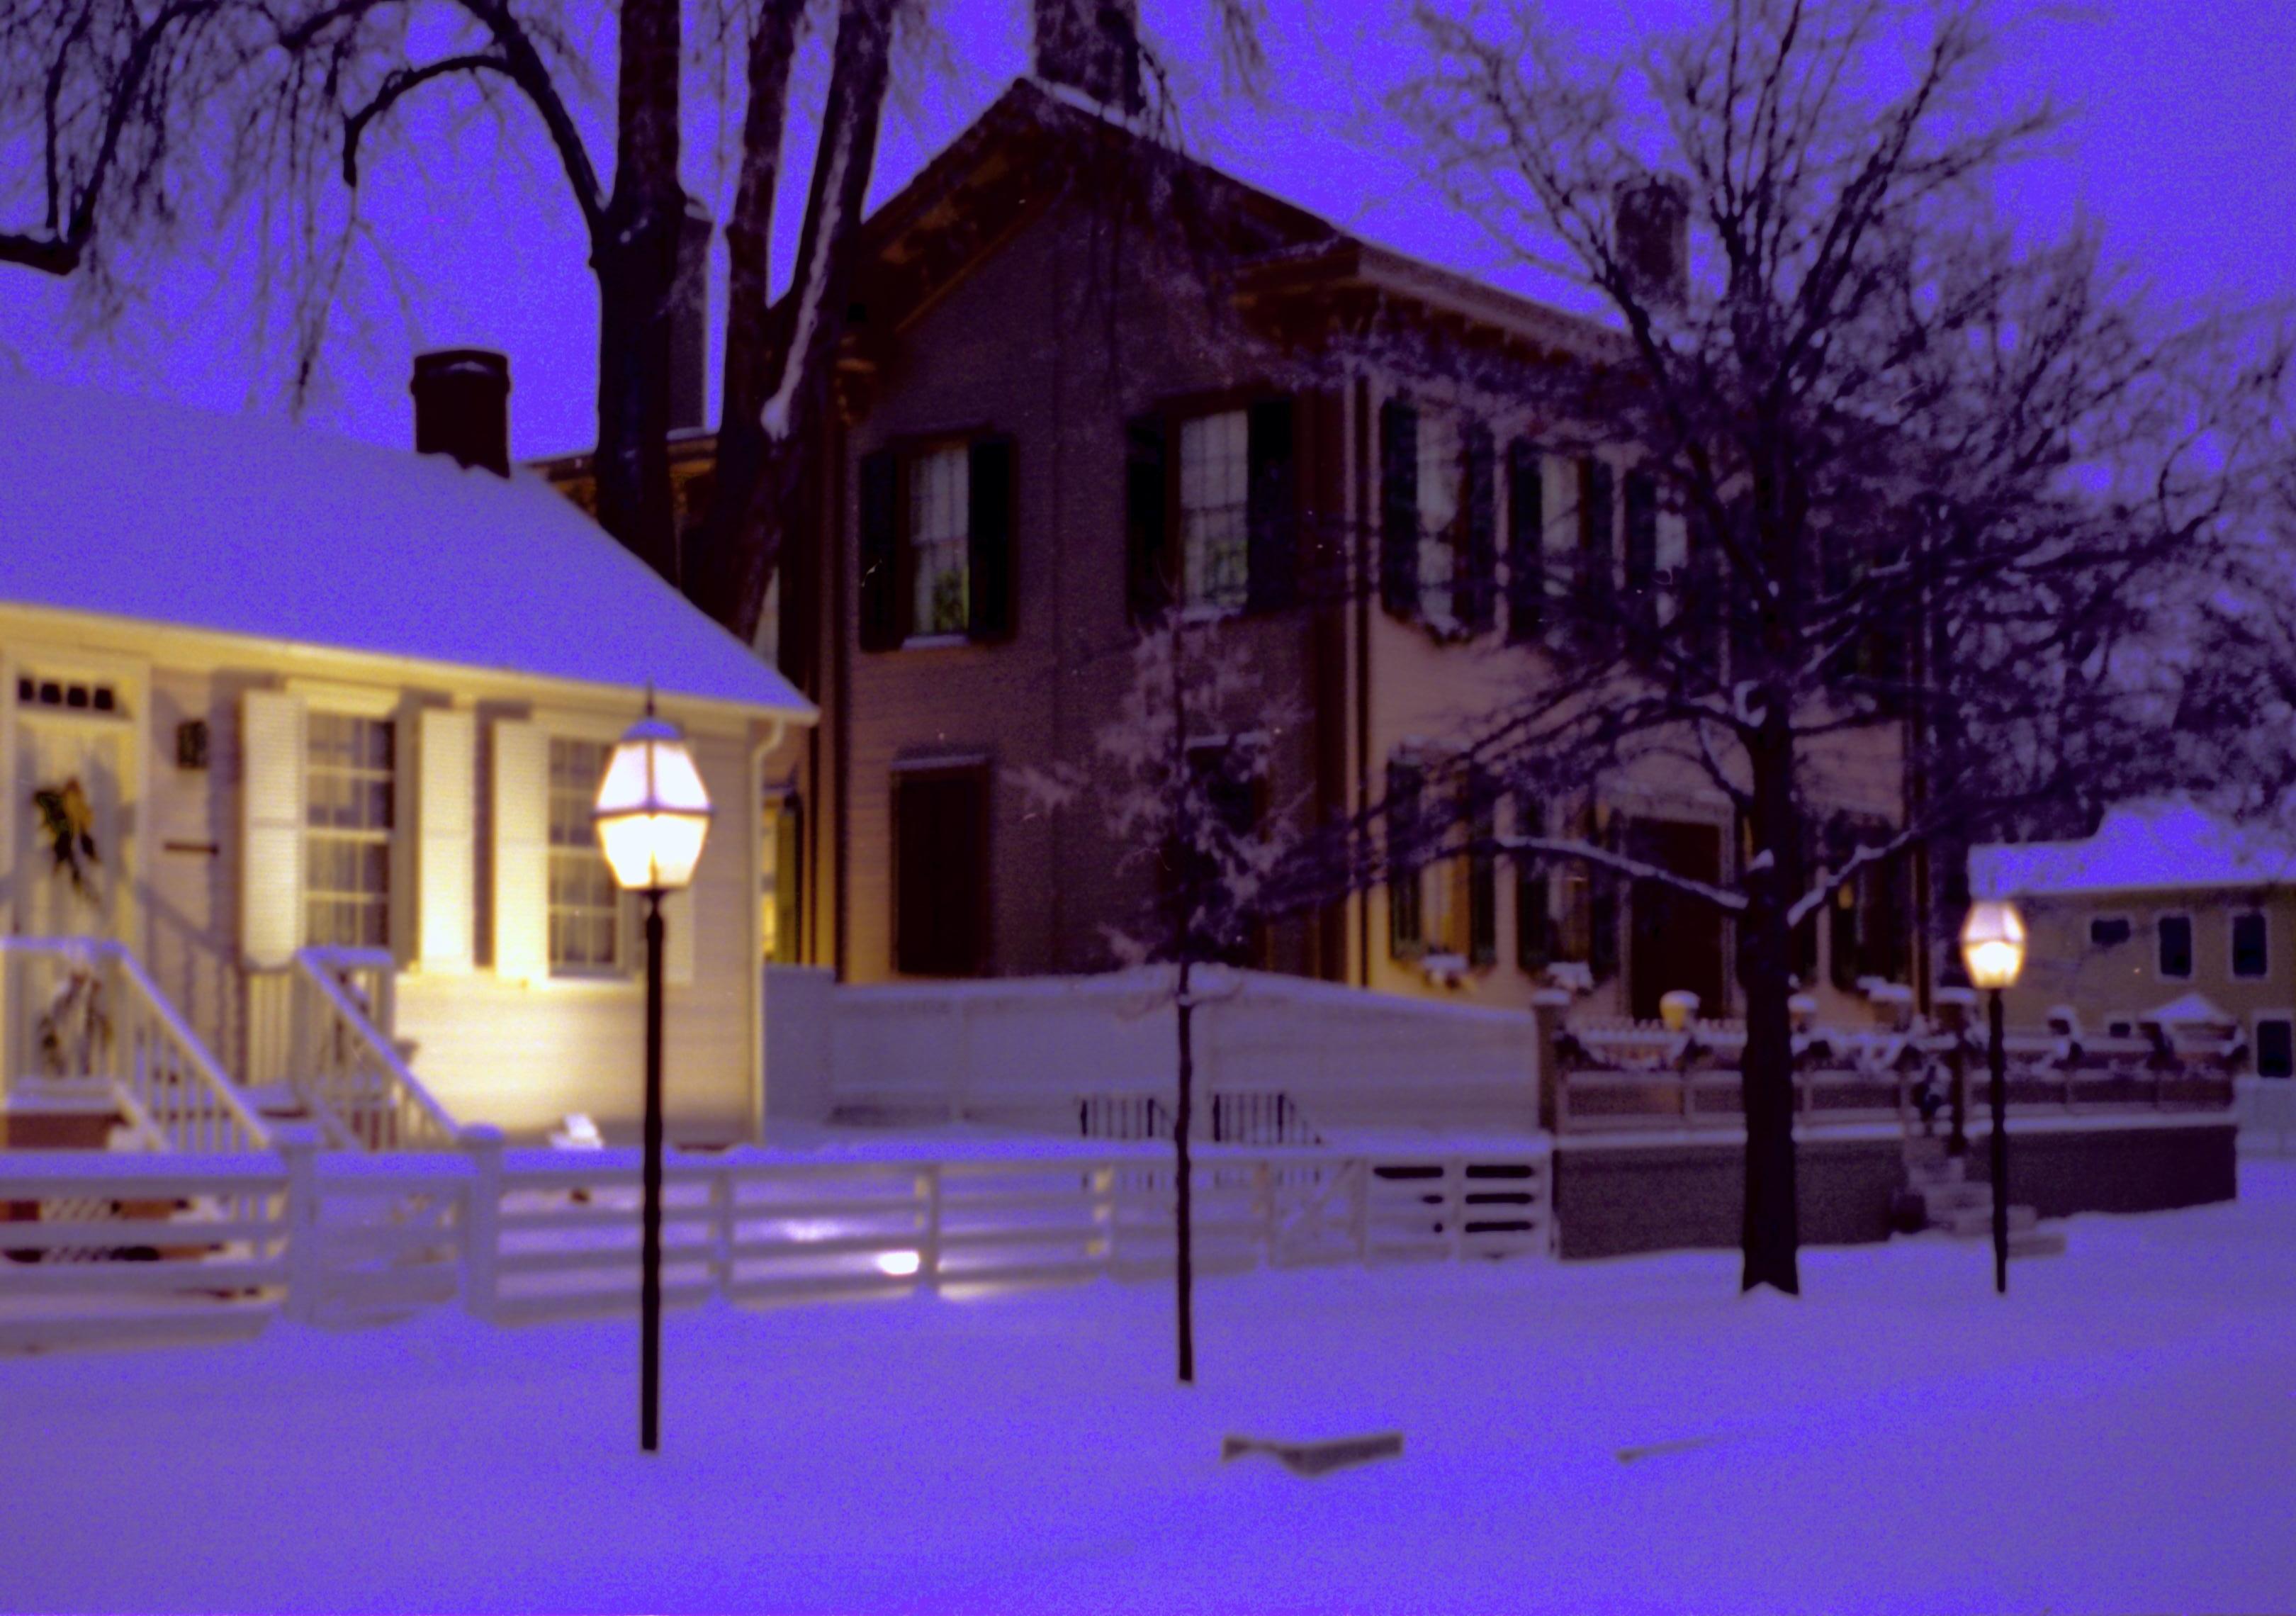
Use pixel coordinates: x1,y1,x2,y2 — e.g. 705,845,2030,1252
1899,1136,2066,1258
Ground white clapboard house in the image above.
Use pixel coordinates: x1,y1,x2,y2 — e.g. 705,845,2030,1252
0,366,814,1152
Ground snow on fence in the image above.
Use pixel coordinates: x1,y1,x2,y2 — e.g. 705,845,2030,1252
0,1129,1553,1351
767,965,1544,1135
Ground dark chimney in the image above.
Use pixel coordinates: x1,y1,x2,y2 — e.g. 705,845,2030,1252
1033,0,1143,115
670,202,711,434
410,349,510,476
1615,175,1690,310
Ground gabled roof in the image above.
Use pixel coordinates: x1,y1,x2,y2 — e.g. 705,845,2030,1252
0,376,814,719
852,75,1615,365
1970,799,2296,899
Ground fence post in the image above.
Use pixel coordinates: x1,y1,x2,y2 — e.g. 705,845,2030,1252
1256,1160,1276,1268
1350,1158,1371,1264
1530,989,1570,1133
710,1158,736,1299
919,1165,943,1294
274,1123,321,1325
460,1124,504,1320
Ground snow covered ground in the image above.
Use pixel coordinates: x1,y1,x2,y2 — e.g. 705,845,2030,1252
6,1164,2295,1615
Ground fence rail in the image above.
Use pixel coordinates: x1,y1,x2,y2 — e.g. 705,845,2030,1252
0,1130,1555,1351
1557,1062,2238,1133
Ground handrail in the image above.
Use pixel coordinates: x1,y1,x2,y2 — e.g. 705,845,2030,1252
288,948,455,1150
1,936,271,1152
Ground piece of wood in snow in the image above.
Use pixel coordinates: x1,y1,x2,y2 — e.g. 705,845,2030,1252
1221,1431,1403,1477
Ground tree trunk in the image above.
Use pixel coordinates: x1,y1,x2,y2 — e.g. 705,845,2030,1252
1174,955,1196,1384
590,0,685,583
697,0,897,648
1738,707,1803,1294
689,0,802,638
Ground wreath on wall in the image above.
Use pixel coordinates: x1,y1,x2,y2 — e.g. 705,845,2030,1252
31,778,101,901
28,778,109,1077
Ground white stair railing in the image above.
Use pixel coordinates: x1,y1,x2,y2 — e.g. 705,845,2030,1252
1,937,271,1152
287,948,456,1151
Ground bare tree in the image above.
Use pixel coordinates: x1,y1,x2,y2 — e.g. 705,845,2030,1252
1388,0,2294,1293
1017,617,1313,1384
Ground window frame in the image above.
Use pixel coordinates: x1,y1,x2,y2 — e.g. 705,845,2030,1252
904,440,973,642
543,734,629,978
2254,1012,2295,1079
2230,908,2269,981
2087,912,2134,950
1174,408,1253,615
2156,911,2195,982
302,708,398,953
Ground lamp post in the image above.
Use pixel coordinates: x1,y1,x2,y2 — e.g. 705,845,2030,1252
1958,899,2026,1296
593,697,712,1452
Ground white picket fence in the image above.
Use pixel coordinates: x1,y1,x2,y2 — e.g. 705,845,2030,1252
0,1130,1555,1351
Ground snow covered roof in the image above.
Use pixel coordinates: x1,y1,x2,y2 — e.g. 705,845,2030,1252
2144,992,2236,1028
1969,800,2296,899
0,376,813,719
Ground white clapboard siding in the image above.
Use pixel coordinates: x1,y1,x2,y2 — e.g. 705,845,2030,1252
663,885,696,987
417,707,476,972
492,719,551,984
241,689,308,967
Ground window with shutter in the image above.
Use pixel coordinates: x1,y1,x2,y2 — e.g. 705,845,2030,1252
415,707,475,972
490,719,551,983
860,437,1016,649
546,736,623,975
1379,400,1419,617
1459,424,1497,634
909,446,971,636
1506,440,1545,642
2233,911,2268,979
2158,914,2195,980
305,712,395,950
1177,410,1250,610
1244,398,1297,614
240,690,308,969
1126,415,1172,622
1386,758,1424,959
968,436,1015,640
894,766,989,977
1577,458,1616,629
1416,411,1461,629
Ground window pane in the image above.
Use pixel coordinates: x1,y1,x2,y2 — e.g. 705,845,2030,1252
909,446,970,635
2233,912,2268,978
305,714,394,948
546,737,623,973
1417,412,1460,624
2159,915,2193,979
1178,411,1248,610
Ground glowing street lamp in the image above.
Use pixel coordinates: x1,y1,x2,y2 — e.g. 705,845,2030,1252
1958,899,2027,1296
594,697,712,1453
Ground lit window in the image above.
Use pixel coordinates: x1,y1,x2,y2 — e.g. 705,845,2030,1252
1417,412,1461,626
908,446,969,636
305,713,393,948
1178,410,1250,610
761,792,803,965
547,738,622,972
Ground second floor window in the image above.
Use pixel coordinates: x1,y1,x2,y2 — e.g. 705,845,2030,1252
2158,914,2194,980
859,437,1015,651
1417,412,1462,628
1178,411,1251,610
2233,911,2268,979
908,446,971,636
1380,398,1495,636
305,712,394,949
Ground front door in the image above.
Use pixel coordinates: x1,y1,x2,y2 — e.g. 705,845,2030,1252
1626,818,1726,1023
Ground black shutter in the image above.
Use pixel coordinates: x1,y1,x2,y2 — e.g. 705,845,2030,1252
1516,793,1549,973
1577,458,1615,630
858,449,903,651
1507,439,1544,642
1458,422,1497,633
1623,469,1658,638
1379,399,1419,618
1386,759,1424,958
1467,767,1497,966
1245,397,1298,613
1125,415,1171,623
967,435,1015,641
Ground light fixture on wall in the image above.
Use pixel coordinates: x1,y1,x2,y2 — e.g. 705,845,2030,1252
1958,899,2026,1296
594,692,712,1454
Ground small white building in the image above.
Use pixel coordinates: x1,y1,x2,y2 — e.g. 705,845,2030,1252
0,369,814,1147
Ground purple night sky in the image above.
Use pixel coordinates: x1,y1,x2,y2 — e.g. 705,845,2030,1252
1,0,2290,461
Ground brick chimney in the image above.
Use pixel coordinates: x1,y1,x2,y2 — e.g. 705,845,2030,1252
670,202,711,434
1033,0,1143,115
410,349,510,476
1615,175,1690,310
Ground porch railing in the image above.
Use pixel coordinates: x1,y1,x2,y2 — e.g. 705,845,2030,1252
284,948,456,1151
1,938,270,1152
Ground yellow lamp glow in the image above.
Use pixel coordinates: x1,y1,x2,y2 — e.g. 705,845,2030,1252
592,710,714,892
1959,899,2027,991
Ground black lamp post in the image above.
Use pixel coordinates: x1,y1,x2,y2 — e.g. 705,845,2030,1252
1959,899,2027,1296
593,698,713,1452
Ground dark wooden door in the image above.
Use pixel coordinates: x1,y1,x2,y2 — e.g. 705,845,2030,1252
894,768,988,977
1626,819,1726,1021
